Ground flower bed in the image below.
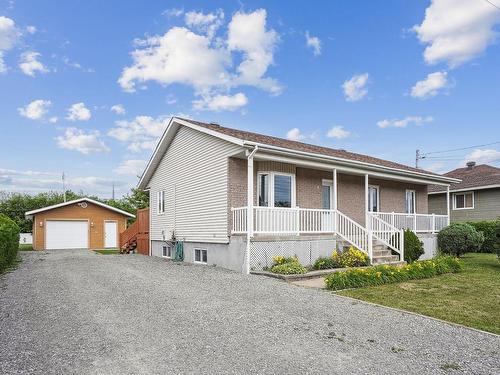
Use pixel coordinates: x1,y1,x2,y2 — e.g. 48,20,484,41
268,256,307,275
313,246,369,270
325,256,462,290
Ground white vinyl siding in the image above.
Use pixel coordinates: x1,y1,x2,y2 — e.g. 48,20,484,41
148,126,241,243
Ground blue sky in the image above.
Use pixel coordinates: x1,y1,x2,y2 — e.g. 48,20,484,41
1,0,499,198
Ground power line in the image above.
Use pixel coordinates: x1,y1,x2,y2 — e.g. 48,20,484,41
422,141,500,156
483,0,500,11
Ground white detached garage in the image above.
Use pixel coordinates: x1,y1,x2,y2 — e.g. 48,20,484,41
25,198,135,251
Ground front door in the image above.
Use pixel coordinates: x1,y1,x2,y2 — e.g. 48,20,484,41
104,221,118,248
321,182,334,231
368,185,379,212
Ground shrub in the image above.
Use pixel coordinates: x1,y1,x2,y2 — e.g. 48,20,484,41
324,256,462,290
269,256,307,275
467,220,499,253
338,247,369,267
495,222,500,259
312,256,341,270
438,223,484,257
0,214,20,273
403,229,424,263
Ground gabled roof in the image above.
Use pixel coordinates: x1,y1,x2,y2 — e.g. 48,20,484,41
428,164,500,193
25,197,136,219
138,117,459,189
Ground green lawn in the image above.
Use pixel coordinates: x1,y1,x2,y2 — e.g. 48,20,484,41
338,253,500,334
19,244,34,251
94,249,120,255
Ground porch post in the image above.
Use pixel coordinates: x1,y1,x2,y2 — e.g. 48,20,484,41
333,168,338,233
365,174,373,261
446,185,450,226
245,147,257,275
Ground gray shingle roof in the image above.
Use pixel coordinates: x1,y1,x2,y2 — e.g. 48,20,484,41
428,164,500,193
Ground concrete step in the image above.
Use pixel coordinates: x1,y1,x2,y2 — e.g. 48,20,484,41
372,249,392,257
372,255,400,264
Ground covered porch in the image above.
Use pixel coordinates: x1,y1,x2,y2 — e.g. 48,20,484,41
228,147,451,272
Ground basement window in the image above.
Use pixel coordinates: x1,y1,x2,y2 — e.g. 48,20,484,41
162,245,172,258
194,248,207,264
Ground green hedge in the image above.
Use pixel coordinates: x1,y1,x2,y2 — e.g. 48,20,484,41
324,256,462,290
467,220,500,253
438,223,484,257
0,214,20,273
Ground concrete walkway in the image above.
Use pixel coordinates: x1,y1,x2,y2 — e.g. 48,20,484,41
1,250,499,374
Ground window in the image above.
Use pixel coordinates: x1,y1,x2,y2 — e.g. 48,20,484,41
405,190,416,214
162,245,172,258
157,190,165,214
322,184,331,209
453,192,474,210
368,185,379,212
194,248,207,264
257,172,295,208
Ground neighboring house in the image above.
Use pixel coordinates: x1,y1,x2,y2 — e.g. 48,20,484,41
428,162,500,222
138,117,458,272
25,198,135,250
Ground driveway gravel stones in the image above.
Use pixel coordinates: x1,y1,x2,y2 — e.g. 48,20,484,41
0,250,499,374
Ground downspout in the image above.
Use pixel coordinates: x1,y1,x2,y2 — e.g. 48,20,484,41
245,146,258,275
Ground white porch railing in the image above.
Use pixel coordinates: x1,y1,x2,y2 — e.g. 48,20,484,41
371,212,448,233
231,206,370,257
368,213,404,259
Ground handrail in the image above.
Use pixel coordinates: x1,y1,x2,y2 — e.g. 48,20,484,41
334,210,370,257
371,211,448,233
368,213,404,258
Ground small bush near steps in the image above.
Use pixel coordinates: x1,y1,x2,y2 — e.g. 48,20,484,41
403,229,424,263
324,256,462,290
269,256,307,275
313,246,369,270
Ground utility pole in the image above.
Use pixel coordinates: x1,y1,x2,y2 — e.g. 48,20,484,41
62,172,66,202
112,181,115,200
415,149,421,169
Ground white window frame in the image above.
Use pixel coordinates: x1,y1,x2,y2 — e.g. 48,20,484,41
405,189,416,214
452,191,474,210
194,248,208,264
368,185,380,212
257,172,296,208
162,244,172,258
157,190,165,215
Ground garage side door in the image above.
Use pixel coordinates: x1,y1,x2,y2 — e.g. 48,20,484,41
46,220,89,249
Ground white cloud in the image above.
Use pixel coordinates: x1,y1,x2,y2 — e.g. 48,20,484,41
463,149,500,166
185,9,224,39
286,128,304,141
26,25,37,34
119,9,280,110
227,9,281,94
305,31,321,56
163,8,184,18
0,16,21,73
114,159,147,176
411,71,449,99
48,116,58,123
110,104,126,115
66,102,91,121
62,57,94,73
19,51,48,76
193,92,248,111
108,115,169,152
18,99,51,120
56,128,109,154
413,0,500,67
0,168,128,196
342,73,369,102
327,126,351,139
424,162,446,173
377,116,434,129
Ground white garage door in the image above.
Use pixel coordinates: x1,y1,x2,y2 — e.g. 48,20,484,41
45,220,89,249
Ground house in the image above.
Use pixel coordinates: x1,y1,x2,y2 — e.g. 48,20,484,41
428,162,500,222
138,117,458,273
25,198,135,250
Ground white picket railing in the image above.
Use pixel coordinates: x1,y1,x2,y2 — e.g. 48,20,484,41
231,206,370,257
368,213,404,258
372,212,448,233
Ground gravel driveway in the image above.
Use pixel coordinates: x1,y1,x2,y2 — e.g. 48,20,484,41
0,250,499,374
